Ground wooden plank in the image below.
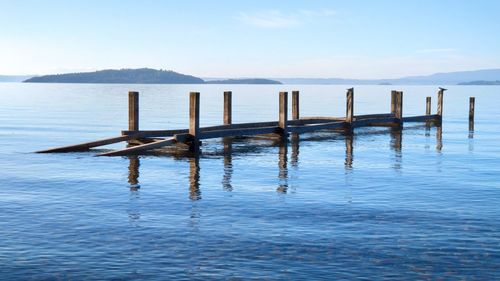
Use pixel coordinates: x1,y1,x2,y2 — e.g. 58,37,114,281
189,92,200,152
288,121,346,133
402,115,440,122
200,126,280,139
299,117,345,121
279,92,288,136
292,91,299,120
352,117,399,128
426,97,431,115
36,134,145,153
355,113,394,120
97,137,177,156
129,91,139,131
122,129,188,137
224,91,232,125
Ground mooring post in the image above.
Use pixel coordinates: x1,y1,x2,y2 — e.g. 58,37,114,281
391,90,397,114
223,91,232,125
189,92,200,152
469,97,475,122
128,91,139,131
437,88,446,119
346,88,354,124
469,97,475,132
279,91,288,138
395,91,403,125
292,90,300,120
426,97,431,115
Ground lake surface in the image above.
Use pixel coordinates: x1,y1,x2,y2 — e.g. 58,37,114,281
0,83,499,280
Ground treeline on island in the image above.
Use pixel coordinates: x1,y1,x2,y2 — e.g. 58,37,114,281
23,68,282,85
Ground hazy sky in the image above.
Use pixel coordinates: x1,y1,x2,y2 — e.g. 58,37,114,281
1,0,500,78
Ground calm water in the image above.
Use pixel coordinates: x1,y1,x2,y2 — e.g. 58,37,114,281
0,83,499,280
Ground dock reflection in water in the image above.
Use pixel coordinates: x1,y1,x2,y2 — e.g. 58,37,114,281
125,125,444,199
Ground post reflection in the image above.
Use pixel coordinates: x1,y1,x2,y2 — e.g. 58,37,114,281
468,120,474,139
124,125,445,200
127,156,141,222
390,127,403,170
189,156,201,201
291,133,300,167
277,140,288,194
222,138,233,191
345,133,353,169
436,125,443,152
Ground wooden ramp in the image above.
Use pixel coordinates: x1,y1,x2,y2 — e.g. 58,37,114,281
37,88,455,157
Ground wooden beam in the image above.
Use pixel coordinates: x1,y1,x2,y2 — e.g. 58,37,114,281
129,91,139,131
200,126,280,139
288,121,346,133
292,90,299,120
97,137,177,156
224,91,232,125
355,113,394,120
426,97,431,115
352,117,399,128
36,133,146,153
402,114,440,122
279,91,288,136
189,92,200,152
395,91,403,121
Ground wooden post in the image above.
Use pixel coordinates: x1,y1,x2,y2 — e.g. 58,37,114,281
279,91,288,137
391,90,397,114
469,97,475,122
189,92,200,152
437,88,445,117
128,91,139,131
426,97,431,115
395,91,403,122
223,91,232,125
346,88,354,123
292,90,300,120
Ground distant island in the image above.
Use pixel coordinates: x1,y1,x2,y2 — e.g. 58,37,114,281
205,78,281,85
458,80,500,85
24,68,204,84
23,68,281,85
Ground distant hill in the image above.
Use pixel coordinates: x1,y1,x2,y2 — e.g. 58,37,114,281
205,78,281,85
275,69,500,85
0,75,34,82
458,80,500,85
24,68,204,84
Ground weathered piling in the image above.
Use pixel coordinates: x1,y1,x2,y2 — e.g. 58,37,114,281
279,91,288,137
391,90,397,114
437,88,446,118
469,97,475,132
426,97,431,115
395,91,403,125
346,88,354,124
224,91,232,125
292,91,300,120
189,92,200,152
129,91,139,131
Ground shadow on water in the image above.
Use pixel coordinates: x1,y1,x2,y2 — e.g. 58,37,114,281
125,124,444,199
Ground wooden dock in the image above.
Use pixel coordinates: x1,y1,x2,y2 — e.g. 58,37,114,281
37,88,449,156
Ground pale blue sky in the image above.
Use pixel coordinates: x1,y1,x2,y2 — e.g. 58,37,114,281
1,0,499,78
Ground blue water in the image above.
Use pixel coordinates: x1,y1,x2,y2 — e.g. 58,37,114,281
0,83,499,280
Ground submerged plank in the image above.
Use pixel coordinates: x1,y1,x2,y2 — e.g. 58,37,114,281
98,137,177,156
36,134,145,153
288,121,347,133
402,115,440,122
200,126,280,139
